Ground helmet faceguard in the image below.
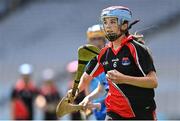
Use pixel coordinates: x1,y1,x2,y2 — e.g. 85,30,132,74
105,32,121,42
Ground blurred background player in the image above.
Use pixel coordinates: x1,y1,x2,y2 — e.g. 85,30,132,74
37,68,61,120
82,24,108,120
86,24,106,49
10,64,38,120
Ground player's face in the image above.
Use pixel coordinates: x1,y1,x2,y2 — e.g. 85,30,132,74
102,17,121,36
89,37,105,49
21,74,31,82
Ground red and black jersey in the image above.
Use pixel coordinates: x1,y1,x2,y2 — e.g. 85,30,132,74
11,80,38,120
40,84,61,120
85,35,156,118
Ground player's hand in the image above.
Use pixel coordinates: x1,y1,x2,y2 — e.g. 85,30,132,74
106,70,126,84
133,33,145,44
66,89,78,103
79,96,91,109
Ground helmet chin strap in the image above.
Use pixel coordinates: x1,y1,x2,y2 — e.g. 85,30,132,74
105,33,121,42
105,27,127,42
105,19,140,42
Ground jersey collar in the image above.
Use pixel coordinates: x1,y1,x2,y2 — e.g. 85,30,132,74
108,35,133,47
107,35,133,55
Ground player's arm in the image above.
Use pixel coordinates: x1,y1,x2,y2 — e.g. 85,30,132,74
78,56,104,93
78,72,93,93
87,82,102,100
107,70,157,88
67,56,103,99
124,71,157,88
79,83,102,106
66,72,93,99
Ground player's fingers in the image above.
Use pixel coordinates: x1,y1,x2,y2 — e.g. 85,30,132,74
113,69,119,73
106,73,112,80
79,102,86,110
79,100,84,106
66,90,71,98
107,71,113,77
86,102,93,109
84,100,89,107
106,73,112,79
107,70,113,74
107,70,117,77
107,72,118,80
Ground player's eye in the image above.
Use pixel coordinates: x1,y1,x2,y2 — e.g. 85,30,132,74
103,20,107,25
110,19,117,24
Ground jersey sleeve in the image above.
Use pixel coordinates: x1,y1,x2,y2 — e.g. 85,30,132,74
85,56,104,77
136,44,156,75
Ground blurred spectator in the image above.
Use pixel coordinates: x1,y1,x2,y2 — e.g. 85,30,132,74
37,69,61,120
67,60,86,120
10,64,38,120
